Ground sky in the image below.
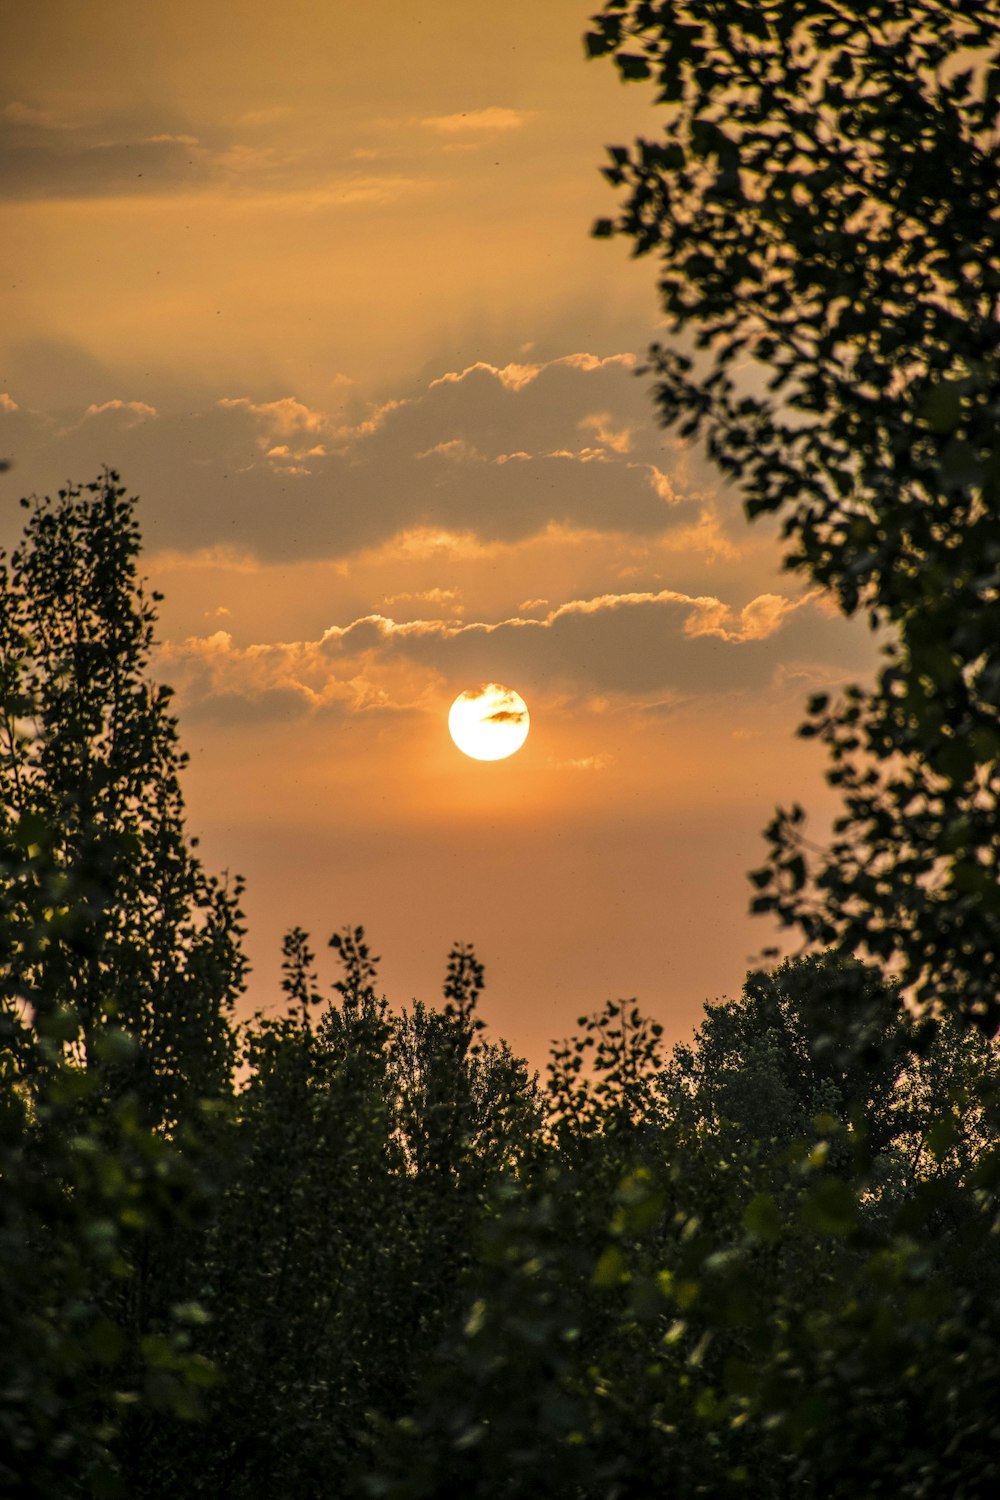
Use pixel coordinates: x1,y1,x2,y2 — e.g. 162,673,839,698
0,0,873,1065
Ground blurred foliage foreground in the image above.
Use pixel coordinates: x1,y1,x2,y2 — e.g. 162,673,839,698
3,479,1000,1500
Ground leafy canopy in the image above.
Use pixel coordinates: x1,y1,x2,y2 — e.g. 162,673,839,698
588,0,1000,1027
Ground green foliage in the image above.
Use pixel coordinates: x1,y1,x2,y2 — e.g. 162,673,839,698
0,476,245,1495
368,953,1000,1499
0,818,224,1497
588,0,1000,1029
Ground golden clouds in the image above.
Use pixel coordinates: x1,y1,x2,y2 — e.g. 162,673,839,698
429,352,637,394
579,411,633,453
1,351,700,561
215,397,328,435
154,582,850,735
682,592,815,643
81,399,158,428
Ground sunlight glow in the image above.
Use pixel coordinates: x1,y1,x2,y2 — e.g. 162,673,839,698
448,683,530,761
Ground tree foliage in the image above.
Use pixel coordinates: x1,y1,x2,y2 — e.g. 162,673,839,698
0,472,246,1124
0,476,245,1494
370,958,1000,1500
140,927,540,1500
588,0,1000,1028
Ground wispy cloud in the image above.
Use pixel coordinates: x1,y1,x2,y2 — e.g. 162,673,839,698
547,754,613,772
83,398,158,426
430,352,636,394
1,100,66,129
420,107,533,134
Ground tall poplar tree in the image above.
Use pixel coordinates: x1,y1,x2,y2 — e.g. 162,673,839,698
0,470,246,1122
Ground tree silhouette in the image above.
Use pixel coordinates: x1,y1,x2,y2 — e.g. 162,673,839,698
0,474,243,1496
589,0,1000,1029
0,471,246,1124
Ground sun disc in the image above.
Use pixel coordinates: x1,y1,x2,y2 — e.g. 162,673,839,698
448,683,530,761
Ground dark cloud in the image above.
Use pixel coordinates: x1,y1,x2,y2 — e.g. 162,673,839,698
177,685,311,727
0,102,424,205
0,355,704,560
0,134,205,201
317,591,871,705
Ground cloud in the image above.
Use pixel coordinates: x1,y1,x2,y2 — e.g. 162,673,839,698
384,587,464,615
3,350,705,562
0,106,429,206
486,708,528,725
429,352,636,394
1,101,65,129
579,412,633,454
234,107,295,129
548,754,613,771
420,107,533,133
153,581,864,734
683,591,813,642
218,395,328,438
0,130,207,201
80,399,158,430
180,685,312,727
315,586,863,704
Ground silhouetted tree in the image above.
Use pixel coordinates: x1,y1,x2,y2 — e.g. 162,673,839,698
0,474,245,1496
0,472,246,1125
589,0,1000,1031
162,929,540,1500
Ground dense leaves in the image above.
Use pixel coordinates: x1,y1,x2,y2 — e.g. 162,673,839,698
370,959,1000,1500
163,929,540,1500
0,477,247,1494
588,0,1000,1029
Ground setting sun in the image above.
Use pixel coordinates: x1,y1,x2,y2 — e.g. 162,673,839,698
448,684,530,761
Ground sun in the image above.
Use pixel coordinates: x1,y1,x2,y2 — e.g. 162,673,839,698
448,684,530,762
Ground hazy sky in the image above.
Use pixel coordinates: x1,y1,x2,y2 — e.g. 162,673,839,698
1,0,872,1062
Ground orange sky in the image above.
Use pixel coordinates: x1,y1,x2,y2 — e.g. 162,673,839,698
0,1,872,1064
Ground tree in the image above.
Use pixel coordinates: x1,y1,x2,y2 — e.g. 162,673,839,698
663,961,998,1492
0,471,246,1124
169,929,540,1500
588,0,1000,1029
662,953,910,1163
0,992,220,1500
367,945,1000,1499
0,473,246,1495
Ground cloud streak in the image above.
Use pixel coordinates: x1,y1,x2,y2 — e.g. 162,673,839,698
420,107,533,133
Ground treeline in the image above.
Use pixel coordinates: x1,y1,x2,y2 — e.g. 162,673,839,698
3,479,1000,1499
